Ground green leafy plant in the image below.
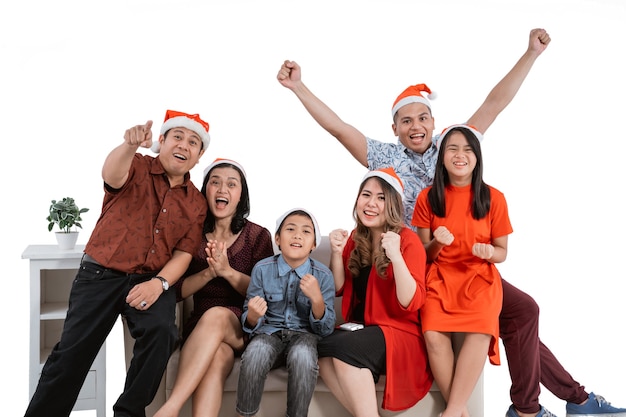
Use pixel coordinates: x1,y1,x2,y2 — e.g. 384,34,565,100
47,197,89,233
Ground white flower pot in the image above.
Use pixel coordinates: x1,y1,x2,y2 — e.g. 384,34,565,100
55,231,79,250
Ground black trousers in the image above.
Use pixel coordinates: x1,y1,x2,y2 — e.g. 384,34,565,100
24,259,178,417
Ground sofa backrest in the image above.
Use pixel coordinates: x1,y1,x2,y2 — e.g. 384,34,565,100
310,235,331,266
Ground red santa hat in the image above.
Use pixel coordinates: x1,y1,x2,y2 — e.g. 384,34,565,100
391,83,437,119
203,158,247,180
275,207,322,248
152,109,211,153
362,167,404,199
437,124,484,149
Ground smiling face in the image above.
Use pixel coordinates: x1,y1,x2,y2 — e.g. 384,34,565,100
158,127,205,184
204,166,242,221
275,213,316,266
442,131,477,186
392,102,436,154
355,177,388,233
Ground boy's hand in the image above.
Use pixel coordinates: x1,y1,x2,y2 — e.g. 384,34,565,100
300,274,326,320
246,295,268,327
299,273,322,302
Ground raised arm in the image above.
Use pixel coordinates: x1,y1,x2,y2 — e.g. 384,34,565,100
277,60,369,167
467,28,551,134
102,120,153,188
381,231,417,308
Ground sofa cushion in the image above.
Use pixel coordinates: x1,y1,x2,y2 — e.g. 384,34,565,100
165,353,393,394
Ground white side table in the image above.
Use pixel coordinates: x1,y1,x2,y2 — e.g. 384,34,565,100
22,245,106,417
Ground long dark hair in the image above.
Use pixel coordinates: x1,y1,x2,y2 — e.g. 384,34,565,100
349,176,404,279
200,162,250,234
428,126,490,220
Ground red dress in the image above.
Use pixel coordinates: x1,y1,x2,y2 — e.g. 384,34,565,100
339,227,433,411
412,184,512,365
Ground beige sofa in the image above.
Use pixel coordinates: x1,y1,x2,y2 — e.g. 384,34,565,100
123,237,484,417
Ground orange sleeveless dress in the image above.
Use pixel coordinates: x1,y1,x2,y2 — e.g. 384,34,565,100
413,184,512,365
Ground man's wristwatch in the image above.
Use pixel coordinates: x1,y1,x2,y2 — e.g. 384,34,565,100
153,275,169,292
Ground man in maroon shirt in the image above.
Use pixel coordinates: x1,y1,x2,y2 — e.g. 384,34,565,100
25,110,210,417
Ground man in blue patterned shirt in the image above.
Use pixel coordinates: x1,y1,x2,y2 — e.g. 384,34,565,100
277,28,626,417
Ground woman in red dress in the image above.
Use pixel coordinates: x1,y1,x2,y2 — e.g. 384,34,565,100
318,167,432,416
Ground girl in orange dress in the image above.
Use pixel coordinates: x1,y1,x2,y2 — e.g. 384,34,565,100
412,125,513,417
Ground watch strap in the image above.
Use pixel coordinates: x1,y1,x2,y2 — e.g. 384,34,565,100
153,275,169,291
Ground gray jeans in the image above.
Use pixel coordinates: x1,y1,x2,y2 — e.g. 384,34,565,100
236,330,320,417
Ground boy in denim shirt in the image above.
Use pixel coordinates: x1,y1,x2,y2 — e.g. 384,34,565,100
236,208,336,417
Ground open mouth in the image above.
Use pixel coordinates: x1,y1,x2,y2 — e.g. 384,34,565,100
215,197,229,208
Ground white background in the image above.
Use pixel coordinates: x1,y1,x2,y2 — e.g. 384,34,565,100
1,0,625,416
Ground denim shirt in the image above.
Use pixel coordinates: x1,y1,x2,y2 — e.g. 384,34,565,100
366,133,441,232
241,254,336,337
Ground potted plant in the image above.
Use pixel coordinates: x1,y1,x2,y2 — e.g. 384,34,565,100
47,197,89,250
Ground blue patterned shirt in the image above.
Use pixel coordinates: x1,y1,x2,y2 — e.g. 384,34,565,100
366,134,442,231
242,254,336,337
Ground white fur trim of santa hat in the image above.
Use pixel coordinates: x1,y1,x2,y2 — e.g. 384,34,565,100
151,110,211,153
203,158,247,180
436,124,484,149
391,83,437,119
362,167,405,199
275,207,321,248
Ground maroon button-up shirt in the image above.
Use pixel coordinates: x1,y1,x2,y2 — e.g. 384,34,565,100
85,154,207,274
